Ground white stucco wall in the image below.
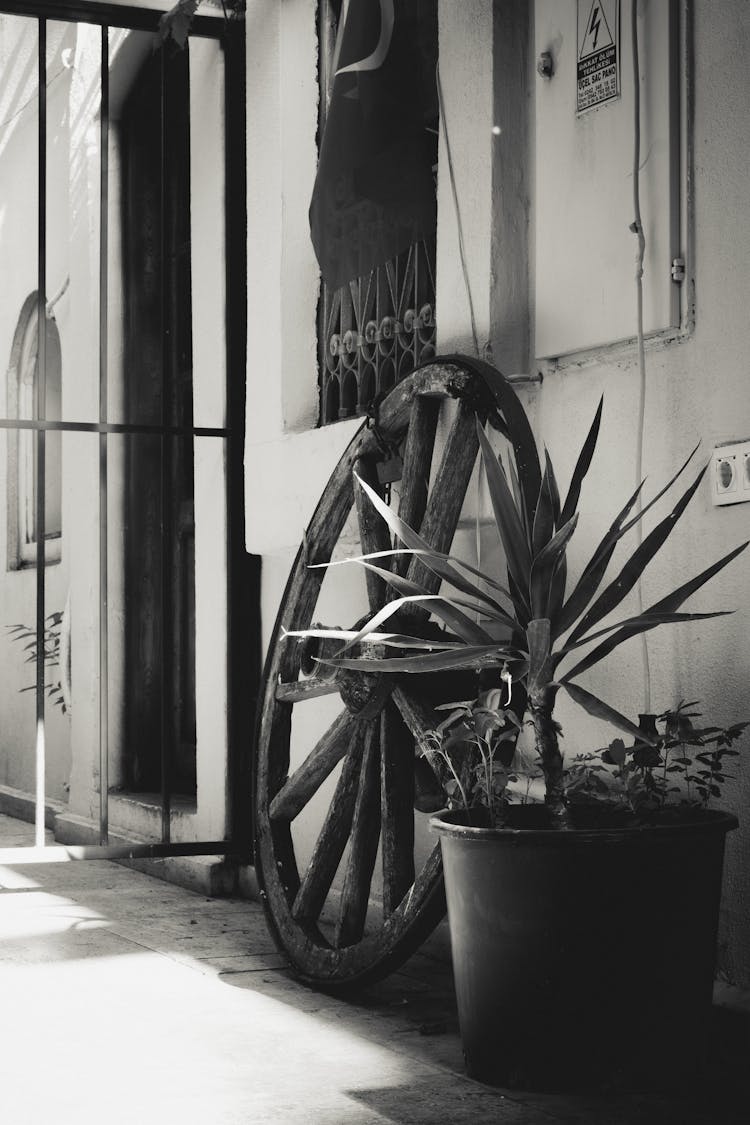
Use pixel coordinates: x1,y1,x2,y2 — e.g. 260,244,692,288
244,0,360,623
516,1,750,984
244,0,750,986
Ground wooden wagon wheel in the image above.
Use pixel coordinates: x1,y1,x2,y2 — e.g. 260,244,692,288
254,358,503,989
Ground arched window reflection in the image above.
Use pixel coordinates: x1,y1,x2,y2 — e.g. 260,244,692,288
6,292,62,569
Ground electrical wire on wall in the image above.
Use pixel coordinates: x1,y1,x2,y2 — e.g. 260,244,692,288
630,0,653,712
435,60,481,359
436,59,485,613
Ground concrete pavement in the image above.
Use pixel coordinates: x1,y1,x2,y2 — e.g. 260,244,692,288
0,813,747,1125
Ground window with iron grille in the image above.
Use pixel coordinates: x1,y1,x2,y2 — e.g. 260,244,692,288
317,0,438,425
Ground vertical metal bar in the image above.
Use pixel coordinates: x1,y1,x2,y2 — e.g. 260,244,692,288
99,25,110,845
34,17,47,849
412,246,418,366
159,44,171,843
224,23,255,858
668,0,681,328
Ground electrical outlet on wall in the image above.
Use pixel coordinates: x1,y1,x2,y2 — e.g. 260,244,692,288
710,440,750,506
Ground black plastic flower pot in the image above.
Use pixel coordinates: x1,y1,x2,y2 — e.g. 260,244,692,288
430,806,738,1092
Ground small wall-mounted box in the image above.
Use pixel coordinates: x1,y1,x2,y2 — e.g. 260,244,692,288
710,440,750,506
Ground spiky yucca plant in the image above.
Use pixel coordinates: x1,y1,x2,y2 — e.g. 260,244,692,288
290,371,747,824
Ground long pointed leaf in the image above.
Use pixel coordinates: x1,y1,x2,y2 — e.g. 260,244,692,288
645,539,748,616
318,643,518,675
283,627,464,650
559,397,603,526
320,594,495,654
313,547,513,605
562,443,700,635
553,480,646,639
358,562,519,632
559,610,733,656
447,556,514,602
563,681,657,744
621,442,701,533
317,545,515,618
558,612,732,679
562,541,748,680
526,618,554,695
567,465,707,645
476,420,532,592
508,569,532,627
529,514,578,620
545,448,568,625
405,599,496,646
352,476,515,613
431,552,514,603
506,452,529,542
544,449,562,524
532,458,555,558
548,557,568,632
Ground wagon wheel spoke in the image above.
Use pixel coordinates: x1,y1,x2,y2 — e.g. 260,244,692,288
354,456,392,611
381,701,415,916
335,721,382,947
392,683,439,743
406,396,480,598
392,684,449,809
395,395,441,575
269,710,358,822
275,676,340,704
292,725,366,924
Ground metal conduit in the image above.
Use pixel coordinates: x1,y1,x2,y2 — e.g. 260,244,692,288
99,22,110,845
35,16,47,849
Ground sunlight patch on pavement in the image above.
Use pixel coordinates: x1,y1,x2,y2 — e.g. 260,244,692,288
0,951,452,1125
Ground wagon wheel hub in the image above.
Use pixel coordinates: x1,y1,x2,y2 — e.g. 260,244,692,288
335,664,393,719
300,617,395,719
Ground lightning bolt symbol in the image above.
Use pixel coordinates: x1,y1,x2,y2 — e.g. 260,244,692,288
588,6,602,51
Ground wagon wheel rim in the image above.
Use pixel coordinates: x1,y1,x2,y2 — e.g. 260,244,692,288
254,360,498,989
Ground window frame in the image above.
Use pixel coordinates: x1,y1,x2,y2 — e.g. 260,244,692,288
315,0,439,426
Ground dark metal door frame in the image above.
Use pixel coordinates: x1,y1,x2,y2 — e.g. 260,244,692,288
0,0,255,866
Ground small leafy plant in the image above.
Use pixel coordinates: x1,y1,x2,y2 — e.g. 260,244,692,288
419,688,523,822
565,700,748,816
422,696,747,826
6,612,68,713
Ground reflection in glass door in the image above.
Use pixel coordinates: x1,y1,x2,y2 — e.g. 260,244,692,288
0,6,243,855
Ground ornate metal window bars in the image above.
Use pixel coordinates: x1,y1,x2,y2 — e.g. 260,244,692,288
317,0,437,425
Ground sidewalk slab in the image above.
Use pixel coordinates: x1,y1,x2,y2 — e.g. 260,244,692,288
0,814,748,1124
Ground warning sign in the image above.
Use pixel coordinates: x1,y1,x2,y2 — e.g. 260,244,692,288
577,0,620,115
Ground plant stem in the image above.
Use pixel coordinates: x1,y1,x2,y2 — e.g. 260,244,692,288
661,742,670,809
529,691,568,824
483,740,493,818
439,748,470,815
